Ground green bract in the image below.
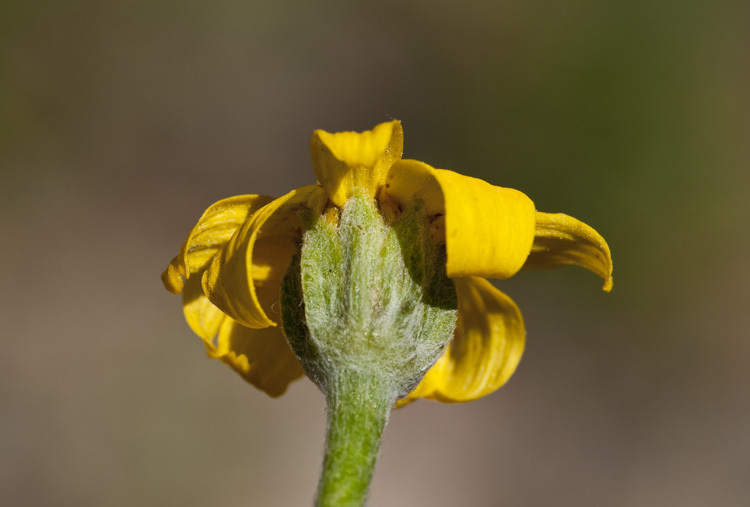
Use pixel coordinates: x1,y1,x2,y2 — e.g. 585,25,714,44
281,191,458,399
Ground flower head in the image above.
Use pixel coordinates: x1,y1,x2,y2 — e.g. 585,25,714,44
162,120,612,402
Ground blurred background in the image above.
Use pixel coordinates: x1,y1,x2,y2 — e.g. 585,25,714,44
2,0,748,505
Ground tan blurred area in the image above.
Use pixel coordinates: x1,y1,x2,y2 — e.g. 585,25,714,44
2,1,748,505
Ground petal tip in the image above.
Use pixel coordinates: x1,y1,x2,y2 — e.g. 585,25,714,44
310,121,404,206
527,212,614,291
161,259,184,294
310,120,402,168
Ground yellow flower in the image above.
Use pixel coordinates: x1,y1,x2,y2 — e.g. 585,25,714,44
161,120,612,402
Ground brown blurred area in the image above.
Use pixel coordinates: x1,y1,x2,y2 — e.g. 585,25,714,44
2,0,748,505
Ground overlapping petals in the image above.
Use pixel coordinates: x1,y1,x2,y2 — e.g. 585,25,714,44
163,120,613,403
182,275,304,396
400,277,525,405
163,188,326,396
202,185,327,329
162,195,273,294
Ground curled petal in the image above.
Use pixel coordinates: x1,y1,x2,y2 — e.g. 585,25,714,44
385,160,537,279
251,237,299,287
182,275,226,351
310,120,403,207
181,274,303,397
401,277,525,404
202,185,328,329
524,212,613,292
215,318,304,398
162,195,274,294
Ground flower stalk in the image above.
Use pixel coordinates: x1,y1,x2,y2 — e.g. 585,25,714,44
281,191,459,504
316,368,395,507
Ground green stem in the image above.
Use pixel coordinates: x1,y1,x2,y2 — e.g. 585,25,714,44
315,368,396,507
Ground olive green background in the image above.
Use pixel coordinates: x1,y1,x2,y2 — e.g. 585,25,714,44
2,1,748,505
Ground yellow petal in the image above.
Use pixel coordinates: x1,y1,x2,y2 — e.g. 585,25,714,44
162,195,274,294
524,212,614,292
215,317,304,398
400,277,525,405
310,120,403,207
385,160,537,279
181,274,303,397
202,185,328,329
182,275,226,354
251,236,299,287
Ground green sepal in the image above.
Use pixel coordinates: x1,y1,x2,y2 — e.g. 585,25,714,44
281,191,458,398
280,191,458,506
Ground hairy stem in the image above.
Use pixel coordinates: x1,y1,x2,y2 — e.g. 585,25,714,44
316,369,396,507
